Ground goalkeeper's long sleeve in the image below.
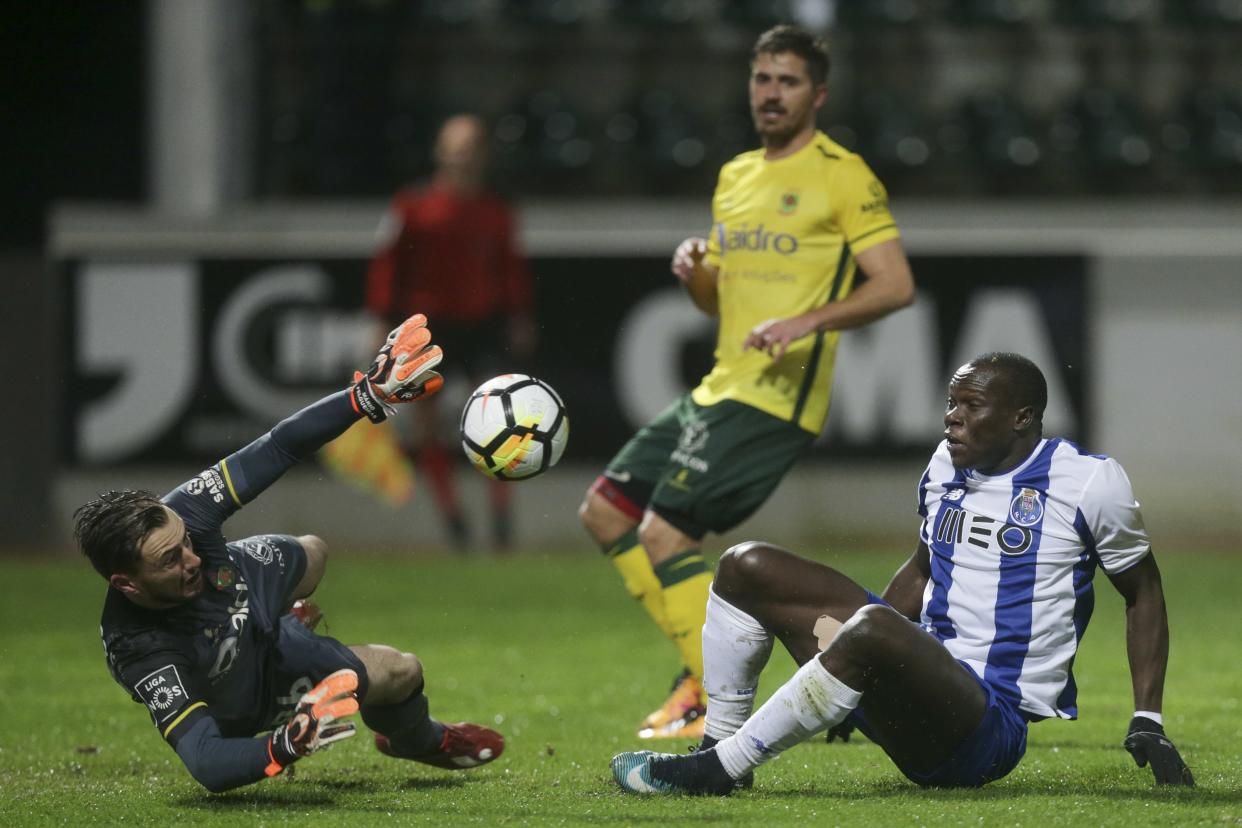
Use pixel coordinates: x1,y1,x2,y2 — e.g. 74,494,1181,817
172,715,276,792
217,390,362,507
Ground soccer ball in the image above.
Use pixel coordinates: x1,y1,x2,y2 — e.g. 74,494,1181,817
460,374,569,480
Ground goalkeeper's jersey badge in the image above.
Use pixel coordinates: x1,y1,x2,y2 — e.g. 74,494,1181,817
211,565,236,591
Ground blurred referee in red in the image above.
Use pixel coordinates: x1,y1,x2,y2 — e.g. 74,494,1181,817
367,114,536,551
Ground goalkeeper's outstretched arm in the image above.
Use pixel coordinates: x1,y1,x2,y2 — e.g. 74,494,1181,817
166,314,444,529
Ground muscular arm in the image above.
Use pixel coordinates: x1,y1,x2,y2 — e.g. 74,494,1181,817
671,237,720,317
1106,553,1169,713
881,541,931,623
684,259,720,316
743,238,915,357
808,238,915,332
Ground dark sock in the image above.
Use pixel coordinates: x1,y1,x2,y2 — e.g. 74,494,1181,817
361,683,445,757
692,736,751,789
650,748,735,796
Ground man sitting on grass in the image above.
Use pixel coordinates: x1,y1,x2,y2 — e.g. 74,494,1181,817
613,352,1194,794
75,314,503,793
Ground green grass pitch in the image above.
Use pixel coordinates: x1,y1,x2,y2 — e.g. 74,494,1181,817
0,543,1238,826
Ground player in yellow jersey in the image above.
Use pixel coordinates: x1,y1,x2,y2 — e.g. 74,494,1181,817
579,24,917,741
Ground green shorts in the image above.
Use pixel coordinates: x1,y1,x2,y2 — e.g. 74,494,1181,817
595,395,814,539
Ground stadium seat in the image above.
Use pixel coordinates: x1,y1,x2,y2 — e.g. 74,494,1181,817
492,90,597,194
414,0,494,28
718,0,798,30
1075,88,1154,170
382,99,448,185
951,0,1048,26
612,0,719,28
1039,88,1157,193
960,91,1045,180
1164,0,1242,26
835,0,930,27
708,103,758,171
502,0,593,27
1054,0,1159,26
1180,88,1242,170
632,89,712,194
854,91,935,172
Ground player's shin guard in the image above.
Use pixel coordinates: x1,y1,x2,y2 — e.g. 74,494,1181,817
654,550,712,682
701,587,774,742
714,657,862,780
361,682,445,758
605,529,673,638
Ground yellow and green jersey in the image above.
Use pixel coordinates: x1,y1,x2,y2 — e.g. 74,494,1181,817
696,131,900,434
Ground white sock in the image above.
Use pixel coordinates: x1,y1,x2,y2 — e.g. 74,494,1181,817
701,587,774,741
714,656,862,780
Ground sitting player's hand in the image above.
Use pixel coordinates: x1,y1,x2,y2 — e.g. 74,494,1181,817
825,718,857,744
266,669,360,776
351,314,445,422
1123,716,1194,786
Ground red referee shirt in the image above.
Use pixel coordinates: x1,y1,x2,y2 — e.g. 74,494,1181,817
366,183,532,327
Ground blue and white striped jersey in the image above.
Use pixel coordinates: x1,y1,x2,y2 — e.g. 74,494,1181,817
917,437,1150,720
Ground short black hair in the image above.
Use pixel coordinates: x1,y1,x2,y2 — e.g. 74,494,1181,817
970,352,1048,423
752,24,830,86
73,490,167,579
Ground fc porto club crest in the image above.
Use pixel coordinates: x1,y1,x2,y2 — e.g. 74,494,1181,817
778,191,800,215
1009,488,1044,526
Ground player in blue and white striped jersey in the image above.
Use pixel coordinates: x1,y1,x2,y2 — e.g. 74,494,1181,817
611,352,1194,795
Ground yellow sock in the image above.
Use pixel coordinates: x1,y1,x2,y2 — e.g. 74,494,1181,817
654,550,712,686
605,529,672,638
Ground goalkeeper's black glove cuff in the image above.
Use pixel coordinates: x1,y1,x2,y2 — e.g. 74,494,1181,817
265,725,303,777
350,376,390,424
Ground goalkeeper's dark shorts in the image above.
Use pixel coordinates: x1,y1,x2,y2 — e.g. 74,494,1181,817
228,534,368,731
594,394,813,540
266,614,368,729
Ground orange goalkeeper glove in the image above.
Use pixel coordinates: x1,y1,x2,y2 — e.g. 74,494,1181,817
265,669,361,776
351,313,445,423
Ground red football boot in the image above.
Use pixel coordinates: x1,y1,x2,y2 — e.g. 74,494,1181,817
375,722,504,769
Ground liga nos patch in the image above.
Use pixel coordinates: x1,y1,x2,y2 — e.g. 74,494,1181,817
134,664,189,725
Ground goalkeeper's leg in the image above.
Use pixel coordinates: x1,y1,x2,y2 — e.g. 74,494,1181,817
352,645,442,757
352,644,503,769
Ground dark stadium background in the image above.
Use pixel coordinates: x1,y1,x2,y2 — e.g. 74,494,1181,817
3,1,1239,549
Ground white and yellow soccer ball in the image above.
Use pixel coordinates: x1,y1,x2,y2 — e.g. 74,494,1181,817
460,374,569,480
